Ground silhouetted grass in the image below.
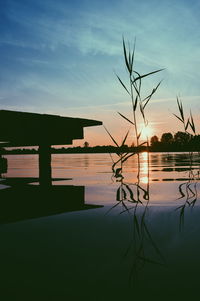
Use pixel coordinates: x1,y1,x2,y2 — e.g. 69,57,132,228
104,39,165,282
174,98,200,230
116,38,163,149
106,38,163,184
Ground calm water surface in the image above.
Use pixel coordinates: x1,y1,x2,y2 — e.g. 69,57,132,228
3,152,200,205
1,152,200,300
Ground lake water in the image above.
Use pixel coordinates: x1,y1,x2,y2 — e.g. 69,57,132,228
3,152,200,205
0,152,200,300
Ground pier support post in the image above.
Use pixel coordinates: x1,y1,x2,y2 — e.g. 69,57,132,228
38,144,52,187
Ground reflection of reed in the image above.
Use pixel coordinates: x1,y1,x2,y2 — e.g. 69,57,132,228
167,152,200,230
176,171,199,231
108,152,149,212
126,206,165,284
108,152,165,283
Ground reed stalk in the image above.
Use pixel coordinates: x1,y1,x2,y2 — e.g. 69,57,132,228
174,98,199,229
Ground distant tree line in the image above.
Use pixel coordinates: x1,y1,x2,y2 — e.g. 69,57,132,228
1,132,200,155
150,131,200,151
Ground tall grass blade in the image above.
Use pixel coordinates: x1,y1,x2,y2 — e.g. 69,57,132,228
118,112,134,125
128,51,132,74
137,131,142,140
133,71,142,94
143,81,162,109
121,130,130,147
185,118,190,131
177,97,184,122
189,111,196,134
173,113,184,123
132,72,142,99
104,126,119,147
116,75,130,95
140,103,145,121
132,77,141,98
133,69,164,83
134,95,138,111
131,38,136,71
123,38,131,74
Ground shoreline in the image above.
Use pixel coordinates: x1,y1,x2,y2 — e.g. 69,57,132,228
2,150,200,155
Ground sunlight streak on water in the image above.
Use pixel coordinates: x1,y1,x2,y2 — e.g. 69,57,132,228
139,152,149,184
140,176,149,184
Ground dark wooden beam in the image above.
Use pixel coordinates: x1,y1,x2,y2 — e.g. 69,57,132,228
38,144,52,187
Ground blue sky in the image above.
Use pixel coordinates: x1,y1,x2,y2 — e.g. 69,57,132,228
1,0,200,145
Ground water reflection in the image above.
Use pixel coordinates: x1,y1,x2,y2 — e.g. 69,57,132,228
111,151,200,284
0,155,7,177
110,151,162,282
176,162,200,230
1,153,200,298
0,178,102,224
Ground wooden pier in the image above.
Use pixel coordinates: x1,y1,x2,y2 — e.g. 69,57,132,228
0,110,102,186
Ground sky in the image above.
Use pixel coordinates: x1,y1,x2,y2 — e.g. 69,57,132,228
1,0,200,146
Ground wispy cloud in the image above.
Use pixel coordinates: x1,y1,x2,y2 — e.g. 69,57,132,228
1,0,200,143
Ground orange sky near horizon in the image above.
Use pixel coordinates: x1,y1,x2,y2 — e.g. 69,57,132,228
70,95,200,147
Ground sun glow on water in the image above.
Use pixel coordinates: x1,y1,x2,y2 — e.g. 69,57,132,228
140,152,149,184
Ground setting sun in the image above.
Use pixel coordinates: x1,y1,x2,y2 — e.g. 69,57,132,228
141,125,153,139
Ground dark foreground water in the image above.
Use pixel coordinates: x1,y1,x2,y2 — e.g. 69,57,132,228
0,152,200,300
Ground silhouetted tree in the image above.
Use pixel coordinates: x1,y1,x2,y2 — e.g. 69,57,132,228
150,135,159,147
174,131,191,145
161,132,173,144
83,141,89,148
190,135,200,150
